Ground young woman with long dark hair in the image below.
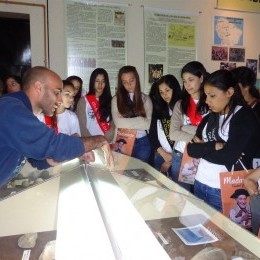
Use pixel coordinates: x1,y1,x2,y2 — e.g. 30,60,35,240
149,74,182,174
169,61,209,190
187,69,259,211
76,68,114,142
66,75,83,112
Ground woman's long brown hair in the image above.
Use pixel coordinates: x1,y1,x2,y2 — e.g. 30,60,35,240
116,66,146,118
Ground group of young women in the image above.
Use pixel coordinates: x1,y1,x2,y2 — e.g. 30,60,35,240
3,62,259,217
76,66,152,162
1,62,259,237
77,62,260,216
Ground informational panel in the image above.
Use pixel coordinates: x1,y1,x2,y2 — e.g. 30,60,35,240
144,10,197,93
66,1,127,94
211,15,247,71
217,0,260,13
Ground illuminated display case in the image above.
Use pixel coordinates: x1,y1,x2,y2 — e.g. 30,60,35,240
0,149,260,259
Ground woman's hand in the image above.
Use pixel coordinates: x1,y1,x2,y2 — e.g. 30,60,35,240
191,136,203,143
157,148,172,162
215,142,225,150
160,161,171,173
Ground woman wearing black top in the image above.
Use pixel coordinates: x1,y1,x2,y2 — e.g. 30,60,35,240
187,70,259,212
148,74,181,175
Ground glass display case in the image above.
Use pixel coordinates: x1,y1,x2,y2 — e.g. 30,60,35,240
0,149,260,259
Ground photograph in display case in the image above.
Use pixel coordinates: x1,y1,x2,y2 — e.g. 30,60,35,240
172,224,218,245
145,214,259,259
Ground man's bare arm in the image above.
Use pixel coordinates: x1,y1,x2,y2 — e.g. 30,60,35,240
47,136,114,169
81,135,114,169
81,135,108,152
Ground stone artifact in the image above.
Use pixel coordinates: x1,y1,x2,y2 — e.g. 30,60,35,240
18,233,38,249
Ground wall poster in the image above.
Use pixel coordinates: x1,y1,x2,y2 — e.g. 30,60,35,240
214,16,244,46
217,0,260,13
66,1,127,94
144,10,197,93
246,59,258,76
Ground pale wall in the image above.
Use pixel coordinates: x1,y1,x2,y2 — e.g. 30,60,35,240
1,0,260,83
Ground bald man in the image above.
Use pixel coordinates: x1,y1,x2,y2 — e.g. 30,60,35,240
0,66,114,187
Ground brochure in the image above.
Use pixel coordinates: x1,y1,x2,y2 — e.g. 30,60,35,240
172,224,218,246
178,145,199,185
219,169,252,230
112,128,137,156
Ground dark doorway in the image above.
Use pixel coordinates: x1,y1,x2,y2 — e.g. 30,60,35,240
0,13,31,83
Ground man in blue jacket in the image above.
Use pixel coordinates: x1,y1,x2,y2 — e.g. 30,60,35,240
0,66,114,187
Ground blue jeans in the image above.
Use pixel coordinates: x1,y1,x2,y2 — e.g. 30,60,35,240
132,136,151,163
194,180,222,212
154,152,164,171
153,152,171,175
170,150,193,192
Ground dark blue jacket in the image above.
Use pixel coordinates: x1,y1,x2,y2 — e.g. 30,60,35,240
0,91,84,187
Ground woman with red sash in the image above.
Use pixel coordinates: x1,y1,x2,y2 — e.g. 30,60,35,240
169,61,209,192
36,113,58,134
76,68,114,142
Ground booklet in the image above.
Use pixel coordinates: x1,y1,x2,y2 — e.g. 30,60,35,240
219,169,252,230
172,224,218,246
178,145,199,185
112,128,137,156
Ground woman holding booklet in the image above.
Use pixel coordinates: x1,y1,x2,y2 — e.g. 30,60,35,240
112,65,152,162
169,61,209,191
187,70,259,212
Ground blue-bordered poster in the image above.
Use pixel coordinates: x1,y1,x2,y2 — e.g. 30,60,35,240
214,16,244,46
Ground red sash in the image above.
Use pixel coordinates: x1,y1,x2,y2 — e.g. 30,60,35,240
44,115,58,134
187,97,202,126
86,94,110,134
